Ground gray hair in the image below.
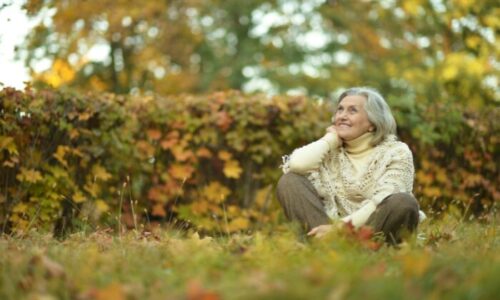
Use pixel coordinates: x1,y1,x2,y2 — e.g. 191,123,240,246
335,87,397,145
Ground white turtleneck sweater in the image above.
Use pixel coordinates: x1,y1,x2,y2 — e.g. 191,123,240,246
284,131,418,228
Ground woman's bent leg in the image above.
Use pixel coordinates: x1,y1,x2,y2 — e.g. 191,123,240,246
366,193,419,244
276,172,331,231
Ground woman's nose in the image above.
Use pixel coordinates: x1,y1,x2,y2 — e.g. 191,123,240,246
336,111,347,120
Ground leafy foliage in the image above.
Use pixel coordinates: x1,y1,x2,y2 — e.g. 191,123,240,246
19,0,498,106
0,87,329,234
0,88,497,234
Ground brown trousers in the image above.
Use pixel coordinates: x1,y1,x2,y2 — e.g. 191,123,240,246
276,172,419,244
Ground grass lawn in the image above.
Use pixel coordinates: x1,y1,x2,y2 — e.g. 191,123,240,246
1,216,498,300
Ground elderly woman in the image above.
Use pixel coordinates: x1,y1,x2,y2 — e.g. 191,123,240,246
277,87,423,244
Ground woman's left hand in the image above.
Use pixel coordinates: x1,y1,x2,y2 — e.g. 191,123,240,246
307,224,334,238
308,222,345,238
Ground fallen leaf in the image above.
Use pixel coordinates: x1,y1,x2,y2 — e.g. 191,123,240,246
186,280,220,300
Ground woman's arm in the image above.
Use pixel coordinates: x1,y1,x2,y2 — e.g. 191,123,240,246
342,143,415,228
370,143,415,205
341,201,376,228
288,131,339,174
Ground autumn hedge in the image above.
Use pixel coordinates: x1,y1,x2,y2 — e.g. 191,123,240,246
0,88,497,235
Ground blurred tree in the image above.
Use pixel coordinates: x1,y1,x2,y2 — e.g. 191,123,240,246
22,0,291,94
21,0,498,117
23,0,204,94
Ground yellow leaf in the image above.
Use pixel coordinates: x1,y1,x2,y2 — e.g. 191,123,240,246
0,136,18,155
169,164,194,180
416,170,433,185
465,36,481,49
191,201,210,214
53,145,70,167
442,65,459,81
402,0,422,16
3,157,19,168
227,205,240,216
171,145,193,161
223,159,242,179
483,15,499,28
38,58,76,88
78,112,92,121
69,128,80,139
73,191,87,203
255,185,272,208
453,0,474,9
92,165,112,181
227,217,249,232
203,181,231,203
423,186,441,198
435,169,447,183
16,168,43,183
84,182,100,197
12,203,28,214
95,199,109,213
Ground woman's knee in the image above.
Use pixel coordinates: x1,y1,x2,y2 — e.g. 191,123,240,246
277,172,304,194
381,193,420,227
376,193,420,243
385,193,419,213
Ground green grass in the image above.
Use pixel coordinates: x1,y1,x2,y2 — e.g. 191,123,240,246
1,216,498,300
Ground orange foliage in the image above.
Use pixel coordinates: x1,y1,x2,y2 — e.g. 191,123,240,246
0,88,497,235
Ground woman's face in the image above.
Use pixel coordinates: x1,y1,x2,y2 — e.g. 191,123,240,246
333,95,374,141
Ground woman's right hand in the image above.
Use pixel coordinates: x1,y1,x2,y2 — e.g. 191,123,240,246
326,125,337,135
324,125,342,147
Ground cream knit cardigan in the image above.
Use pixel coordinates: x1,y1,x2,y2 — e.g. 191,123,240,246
282,132,419,228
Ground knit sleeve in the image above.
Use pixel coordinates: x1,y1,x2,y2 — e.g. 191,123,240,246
370,142,415,206
281,132,339,174
341,201,376,228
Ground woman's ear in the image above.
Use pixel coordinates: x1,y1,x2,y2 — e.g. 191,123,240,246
368,125,375,132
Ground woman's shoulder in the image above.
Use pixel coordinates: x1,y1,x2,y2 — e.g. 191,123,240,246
377,135,413,157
